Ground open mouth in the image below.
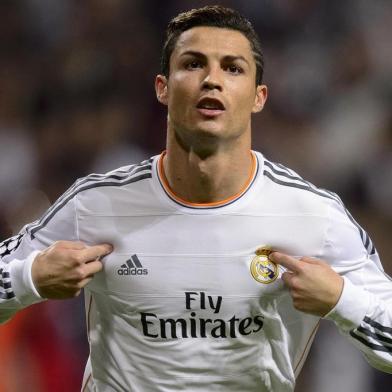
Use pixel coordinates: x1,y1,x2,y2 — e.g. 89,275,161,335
196,97,225,116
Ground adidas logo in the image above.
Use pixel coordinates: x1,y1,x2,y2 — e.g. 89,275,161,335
117,254,148,276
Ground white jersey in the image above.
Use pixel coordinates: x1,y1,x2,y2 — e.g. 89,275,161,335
1,151,392,391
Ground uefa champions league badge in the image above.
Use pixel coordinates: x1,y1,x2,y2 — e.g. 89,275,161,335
250,246,278,284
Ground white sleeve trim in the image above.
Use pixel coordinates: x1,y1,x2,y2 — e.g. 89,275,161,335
9,250,44,306
324,276,370,331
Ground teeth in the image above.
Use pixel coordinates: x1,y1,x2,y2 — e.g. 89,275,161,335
198,98,224,110
199,102,223,110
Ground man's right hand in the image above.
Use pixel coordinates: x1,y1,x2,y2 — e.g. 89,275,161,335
31,241,113,299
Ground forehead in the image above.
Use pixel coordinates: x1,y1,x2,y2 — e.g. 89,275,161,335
172,26,254,60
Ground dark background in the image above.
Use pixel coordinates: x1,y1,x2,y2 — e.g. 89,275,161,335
0,1,391,391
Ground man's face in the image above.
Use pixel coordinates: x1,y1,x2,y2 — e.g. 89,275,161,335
156,26,267,149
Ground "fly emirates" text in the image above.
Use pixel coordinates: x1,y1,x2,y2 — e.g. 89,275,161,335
140,291,264,339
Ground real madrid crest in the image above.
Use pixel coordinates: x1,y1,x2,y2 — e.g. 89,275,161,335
250,246,278,284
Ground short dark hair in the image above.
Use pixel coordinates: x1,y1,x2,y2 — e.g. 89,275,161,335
161,5,264,85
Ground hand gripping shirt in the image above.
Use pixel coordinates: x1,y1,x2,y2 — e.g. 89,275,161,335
1,151,392,392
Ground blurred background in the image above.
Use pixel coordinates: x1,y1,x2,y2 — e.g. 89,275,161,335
0,0,391,391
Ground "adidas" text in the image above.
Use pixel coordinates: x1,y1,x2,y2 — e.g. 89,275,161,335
117,254,148,276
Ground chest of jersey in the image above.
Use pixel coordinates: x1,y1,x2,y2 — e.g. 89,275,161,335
80,212,323,333
75,164,328,389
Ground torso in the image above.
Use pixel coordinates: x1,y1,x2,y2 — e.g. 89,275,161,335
79,152,329,391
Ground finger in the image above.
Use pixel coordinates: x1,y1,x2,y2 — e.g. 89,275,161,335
78,244,113,262
83,260,104,276
54,240,88,250
281,271,295,286
299,256,326,266
270,252,302,273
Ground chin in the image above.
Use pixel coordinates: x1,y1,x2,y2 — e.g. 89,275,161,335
193,119,226,136
193,128,226,144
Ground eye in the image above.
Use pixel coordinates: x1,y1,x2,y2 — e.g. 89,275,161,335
185,60,203,70
226,65,243,75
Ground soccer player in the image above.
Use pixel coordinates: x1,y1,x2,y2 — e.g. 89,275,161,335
1,5,391,391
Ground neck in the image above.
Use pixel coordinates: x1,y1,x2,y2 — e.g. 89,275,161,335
162,132,254,204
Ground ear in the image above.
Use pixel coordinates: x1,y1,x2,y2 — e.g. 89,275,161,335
252,85,268,113
155,75,169,106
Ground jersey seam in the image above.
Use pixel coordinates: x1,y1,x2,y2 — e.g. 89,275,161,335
105,365,263,379
87,291,281,298
82,372,92,392
76,212,331,218
75,193,81,241
109,253,261,257
294,321,320,375
320,200,333,258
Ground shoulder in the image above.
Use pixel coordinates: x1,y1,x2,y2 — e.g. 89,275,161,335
259,153,341,214
76,157,154,194
49,156,155,207
26,157,156,239
258,154,375,256
57,156,155,207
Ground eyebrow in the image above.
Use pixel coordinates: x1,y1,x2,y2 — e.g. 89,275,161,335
180,51,250,66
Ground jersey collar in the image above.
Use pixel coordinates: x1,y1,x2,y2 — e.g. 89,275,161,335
156,151,259,210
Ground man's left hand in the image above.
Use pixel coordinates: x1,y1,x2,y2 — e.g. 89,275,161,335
270,252,344,317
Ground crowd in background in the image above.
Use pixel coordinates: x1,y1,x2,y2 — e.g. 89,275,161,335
0,0,391,391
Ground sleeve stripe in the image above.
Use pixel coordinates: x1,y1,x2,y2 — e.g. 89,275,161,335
264,169,335,201
364,316,392,334
357,326,392,345
0,281,11,289
0,292,15,300
0,265,15,300
349,316,392,353
343,209,375,255
350,330,392,353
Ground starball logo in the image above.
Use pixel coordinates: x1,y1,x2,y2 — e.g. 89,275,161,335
140,291,265,339
117,254,148,276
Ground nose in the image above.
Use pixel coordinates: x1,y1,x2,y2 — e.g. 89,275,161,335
201,66,222,91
